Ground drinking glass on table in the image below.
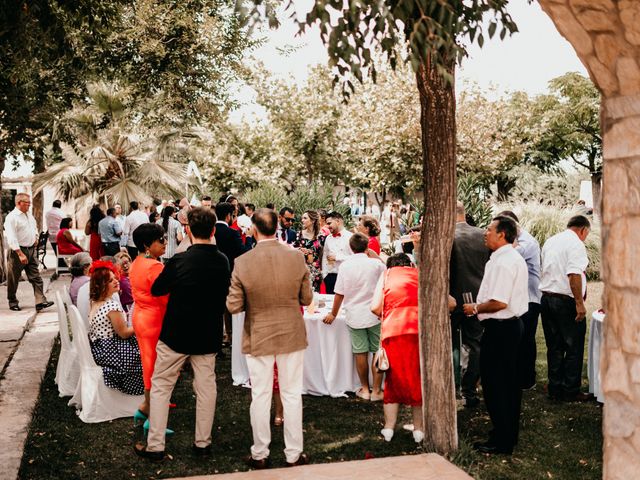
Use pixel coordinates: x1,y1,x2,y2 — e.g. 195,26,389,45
462,292,473,316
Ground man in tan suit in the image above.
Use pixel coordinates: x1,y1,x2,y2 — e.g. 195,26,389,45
227,208,313,469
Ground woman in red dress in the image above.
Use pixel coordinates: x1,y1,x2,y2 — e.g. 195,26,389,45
358,215,381,254
370,253,423,443
85,205,105,260
129,223,169,424
56,217,84,254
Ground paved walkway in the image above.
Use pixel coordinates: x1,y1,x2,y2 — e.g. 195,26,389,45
0,259,65,480
168,454,472,480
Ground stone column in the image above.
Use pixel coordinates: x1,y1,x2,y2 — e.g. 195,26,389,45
537,1,640,478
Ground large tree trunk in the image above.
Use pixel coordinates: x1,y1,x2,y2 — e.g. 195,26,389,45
591,169,602,217
0,155,6,283
32,151,45,230
416,55,458,454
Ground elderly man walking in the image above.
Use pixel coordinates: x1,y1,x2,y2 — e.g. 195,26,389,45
5,193,54,312
463,216,529,455
227,208,313,469
539,215,591,402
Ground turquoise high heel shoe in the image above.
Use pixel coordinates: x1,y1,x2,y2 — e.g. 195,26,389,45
143,419,174,437
133,409,148,427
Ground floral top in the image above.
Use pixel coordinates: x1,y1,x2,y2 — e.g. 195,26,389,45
293,231,325,292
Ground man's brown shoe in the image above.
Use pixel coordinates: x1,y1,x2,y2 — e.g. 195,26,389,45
246,456,270,469
286,453,310,467
133,442,165,461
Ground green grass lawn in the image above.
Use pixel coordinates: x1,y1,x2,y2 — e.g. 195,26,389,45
18,283,604,479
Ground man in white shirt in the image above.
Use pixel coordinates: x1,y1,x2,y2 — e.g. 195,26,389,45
123,201,149,258
321,211,353,294
5,193,54,312
323,233,386,401
539,215,590,403
463,216,528,455
45,199,64,254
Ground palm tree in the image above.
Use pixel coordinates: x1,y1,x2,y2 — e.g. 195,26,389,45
34,82,203,208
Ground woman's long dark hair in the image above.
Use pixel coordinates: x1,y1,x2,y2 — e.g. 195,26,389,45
162,205,176,234
89,205,105,233
304,210,320,239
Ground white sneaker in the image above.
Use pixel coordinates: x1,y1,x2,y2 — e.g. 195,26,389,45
355,387,371,400
381,428,394,442
402,424,414,431
413,430,425,443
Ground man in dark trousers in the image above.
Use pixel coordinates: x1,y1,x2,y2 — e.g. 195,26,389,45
450,200,490,408
463,216,529,455
214,201,251,346
134,207,231,460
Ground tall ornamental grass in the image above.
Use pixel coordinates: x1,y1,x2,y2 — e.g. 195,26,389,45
500,203,601,281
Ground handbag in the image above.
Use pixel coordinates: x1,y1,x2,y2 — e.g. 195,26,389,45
374,346,389,371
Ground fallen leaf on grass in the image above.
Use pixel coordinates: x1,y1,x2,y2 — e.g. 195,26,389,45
547,472,553,478
579,459,588,466
554,444,560,448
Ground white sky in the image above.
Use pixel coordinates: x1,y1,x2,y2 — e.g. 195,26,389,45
230,0,589,123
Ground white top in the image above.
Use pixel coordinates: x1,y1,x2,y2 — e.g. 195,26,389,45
334,253,386,328
477,244,529,321
236,214,252,234
321,229,353,277
156,217,181,259
123,210,149,247
45,207,64,237
539,229,588,298
5,208,38,250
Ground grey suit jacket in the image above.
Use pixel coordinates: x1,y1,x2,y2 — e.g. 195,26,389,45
449,222,490,313
226,240,313,356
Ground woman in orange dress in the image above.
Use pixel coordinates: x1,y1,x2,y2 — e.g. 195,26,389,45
129,223,169,423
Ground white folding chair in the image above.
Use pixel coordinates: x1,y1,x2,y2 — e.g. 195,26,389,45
67,305,143,423
54,291,80,397
56,254,74,276
61,285,73,309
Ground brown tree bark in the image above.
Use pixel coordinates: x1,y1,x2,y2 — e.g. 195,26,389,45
416,54,458,454
0,155,6,283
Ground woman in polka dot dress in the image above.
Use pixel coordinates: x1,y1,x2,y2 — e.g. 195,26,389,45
88,260,144,397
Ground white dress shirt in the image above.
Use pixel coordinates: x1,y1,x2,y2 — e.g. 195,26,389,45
334,253,386,329
5,208,38,250
477,244,529,321
539,229,588,298
45,207,64,238
515,228,542,304
321,229,353,277
123,210,149,247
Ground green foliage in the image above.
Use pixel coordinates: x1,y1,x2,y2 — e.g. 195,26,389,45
32,83,202,208
242,184,351,229
0,0,251,159
334,61,423,197
250,65,345,186
505,202,601,281
457,175,493,228
525,72,601,178
507,165,588,206
241,1,518,95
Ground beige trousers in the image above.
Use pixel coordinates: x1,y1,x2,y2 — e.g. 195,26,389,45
246,349,305,463
147,341,217,452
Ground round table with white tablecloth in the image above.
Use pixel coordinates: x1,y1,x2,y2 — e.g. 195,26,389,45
231,294,366,397
588,310,605,403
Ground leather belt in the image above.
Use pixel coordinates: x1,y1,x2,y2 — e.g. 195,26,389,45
542,291,573,301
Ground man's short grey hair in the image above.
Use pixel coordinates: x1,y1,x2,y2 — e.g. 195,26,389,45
456,200,465,217
15,192,30,202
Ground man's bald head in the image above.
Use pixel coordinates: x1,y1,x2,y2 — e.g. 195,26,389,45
252,208,278,237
